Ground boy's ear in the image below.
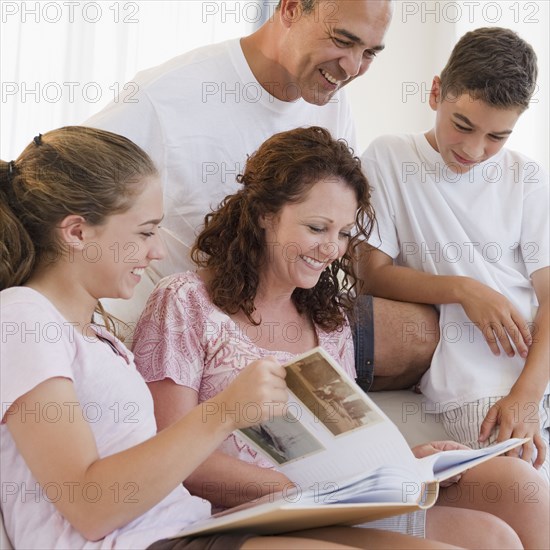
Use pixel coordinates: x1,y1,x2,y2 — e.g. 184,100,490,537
279,0,303,28
429,76,442,111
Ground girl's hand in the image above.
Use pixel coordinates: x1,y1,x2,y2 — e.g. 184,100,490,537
211,357,288,430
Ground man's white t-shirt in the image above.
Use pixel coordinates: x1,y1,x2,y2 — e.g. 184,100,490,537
86,39,356,327
362,133,550,409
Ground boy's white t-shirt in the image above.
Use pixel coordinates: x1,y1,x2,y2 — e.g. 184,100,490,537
362,133,550,408
0,287,211,549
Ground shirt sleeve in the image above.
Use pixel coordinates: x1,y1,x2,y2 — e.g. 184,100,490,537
133,278,207,391
361,145,401,259
1,301,75,423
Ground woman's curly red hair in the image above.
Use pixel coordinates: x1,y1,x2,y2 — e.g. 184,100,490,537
191,126,375,332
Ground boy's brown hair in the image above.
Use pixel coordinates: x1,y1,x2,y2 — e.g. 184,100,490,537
440,27,538,111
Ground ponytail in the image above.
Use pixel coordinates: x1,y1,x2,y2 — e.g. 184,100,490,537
0,160,36,290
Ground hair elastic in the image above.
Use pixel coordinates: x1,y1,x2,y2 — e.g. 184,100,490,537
34,134,43,146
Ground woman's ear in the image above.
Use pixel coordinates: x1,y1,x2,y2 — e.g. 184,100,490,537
258,213,270,229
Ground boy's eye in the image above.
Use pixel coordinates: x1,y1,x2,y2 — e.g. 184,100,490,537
140,232,155,238
363,49,378,59
454,123,471,132
489,134,505,142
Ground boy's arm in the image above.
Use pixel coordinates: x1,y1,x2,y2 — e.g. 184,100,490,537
479,266,549,468
359,245,531,357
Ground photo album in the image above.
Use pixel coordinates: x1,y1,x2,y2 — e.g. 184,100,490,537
176,347,527,537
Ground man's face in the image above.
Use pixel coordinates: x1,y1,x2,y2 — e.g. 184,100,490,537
279,0,392,105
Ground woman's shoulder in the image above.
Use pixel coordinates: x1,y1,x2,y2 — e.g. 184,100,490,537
140,271,216,326
152,271,210,304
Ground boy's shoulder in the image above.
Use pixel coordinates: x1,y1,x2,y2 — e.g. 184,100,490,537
479,146,548,189
362,133,424,161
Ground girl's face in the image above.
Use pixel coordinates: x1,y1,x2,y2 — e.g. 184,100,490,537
260,176,358,294
85,176,165,300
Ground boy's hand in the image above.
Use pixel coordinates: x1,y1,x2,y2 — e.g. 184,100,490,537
213,357,288,430
459,279,532,357
479,393,545,469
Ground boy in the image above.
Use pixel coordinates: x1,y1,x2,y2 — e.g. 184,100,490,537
360,27,549,480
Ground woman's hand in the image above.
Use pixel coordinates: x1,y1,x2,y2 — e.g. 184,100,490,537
411,440,471,486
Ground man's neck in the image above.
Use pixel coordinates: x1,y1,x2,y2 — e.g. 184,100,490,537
240,26,301,102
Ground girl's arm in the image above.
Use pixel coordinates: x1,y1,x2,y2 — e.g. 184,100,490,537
149,379,293,508
5,358,287,541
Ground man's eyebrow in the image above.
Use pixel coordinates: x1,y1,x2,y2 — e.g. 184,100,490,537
333,28,386,52
453,113,513,135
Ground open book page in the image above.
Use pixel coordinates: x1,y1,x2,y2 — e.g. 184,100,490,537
419,438,528,482
238,348,528,503
239,348,426,498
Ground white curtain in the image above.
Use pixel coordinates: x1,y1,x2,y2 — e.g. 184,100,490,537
1,1,258,159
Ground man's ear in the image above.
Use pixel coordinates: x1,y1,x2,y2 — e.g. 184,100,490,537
429,76,442,111
279,0,303,28
56,215,89,251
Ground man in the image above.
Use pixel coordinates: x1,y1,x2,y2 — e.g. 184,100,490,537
87,0,437,390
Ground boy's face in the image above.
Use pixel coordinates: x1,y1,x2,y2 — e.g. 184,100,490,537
426,77,522,174
279,0,391,105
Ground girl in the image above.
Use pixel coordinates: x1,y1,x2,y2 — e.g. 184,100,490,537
133,126,547,549
0,126,458,550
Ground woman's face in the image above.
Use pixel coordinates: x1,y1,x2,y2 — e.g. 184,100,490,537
260,176,358,293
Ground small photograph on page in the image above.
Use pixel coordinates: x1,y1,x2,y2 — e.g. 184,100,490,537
286,350,384,436
240,411,325,465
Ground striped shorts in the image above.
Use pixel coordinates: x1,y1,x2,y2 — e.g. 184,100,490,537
439,394,550,482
